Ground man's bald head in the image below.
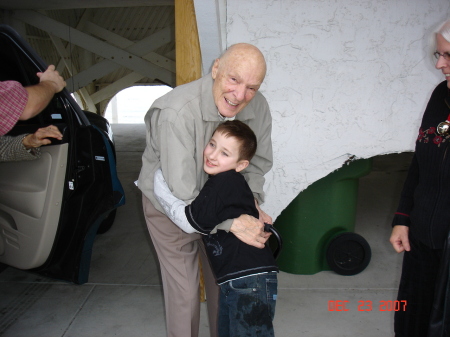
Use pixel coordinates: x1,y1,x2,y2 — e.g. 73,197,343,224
212,43,267,118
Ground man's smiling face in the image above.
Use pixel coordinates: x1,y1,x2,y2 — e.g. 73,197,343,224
211,44,266,118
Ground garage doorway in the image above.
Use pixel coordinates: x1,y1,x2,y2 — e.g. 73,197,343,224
104,85,172,124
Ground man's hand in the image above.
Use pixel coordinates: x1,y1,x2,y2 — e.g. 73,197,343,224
37,65,66,93
390,225,410,253
21,65,67,120
22,125,63,149
230,214,270,249
255,200,272,224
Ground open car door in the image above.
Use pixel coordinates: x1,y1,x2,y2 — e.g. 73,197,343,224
0,25,125,284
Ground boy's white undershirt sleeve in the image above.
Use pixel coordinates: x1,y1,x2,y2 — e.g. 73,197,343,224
153,168,202,234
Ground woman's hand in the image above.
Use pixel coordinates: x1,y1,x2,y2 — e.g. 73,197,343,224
390,225,410,253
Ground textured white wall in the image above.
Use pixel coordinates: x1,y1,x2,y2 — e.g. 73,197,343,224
225,0,450,219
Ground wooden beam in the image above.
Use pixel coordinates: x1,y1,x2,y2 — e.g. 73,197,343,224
175,0,203,301
175,0,201,86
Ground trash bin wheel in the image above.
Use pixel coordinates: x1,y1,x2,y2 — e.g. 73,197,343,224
326,232,371,276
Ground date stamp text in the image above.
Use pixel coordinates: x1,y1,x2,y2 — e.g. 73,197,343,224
328,300,407,312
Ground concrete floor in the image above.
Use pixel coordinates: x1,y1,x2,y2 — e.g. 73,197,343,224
0,123,410,337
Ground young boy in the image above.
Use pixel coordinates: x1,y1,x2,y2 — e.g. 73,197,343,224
153,120,278,337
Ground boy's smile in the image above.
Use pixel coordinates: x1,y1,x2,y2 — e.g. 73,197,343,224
203,131,248,175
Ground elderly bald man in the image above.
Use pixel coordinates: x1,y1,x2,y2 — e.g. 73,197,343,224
138,43,273,337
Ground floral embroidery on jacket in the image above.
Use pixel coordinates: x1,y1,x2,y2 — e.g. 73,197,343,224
417,127,450,147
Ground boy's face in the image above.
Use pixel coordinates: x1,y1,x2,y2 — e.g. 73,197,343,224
203,131,249,176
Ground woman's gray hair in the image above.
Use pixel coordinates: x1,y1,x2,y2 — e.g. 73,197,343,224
428,19,450,64
437,20,450,43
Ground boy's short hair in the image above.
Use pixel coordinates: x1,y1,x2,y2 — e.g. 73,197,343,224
214,120,257,161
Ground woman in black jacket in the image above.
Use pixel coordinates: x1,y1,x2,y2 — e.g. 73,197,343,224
390,19,450,337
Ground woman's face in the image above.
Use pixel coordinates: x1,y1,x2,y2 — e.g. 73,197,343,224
435,33,450,89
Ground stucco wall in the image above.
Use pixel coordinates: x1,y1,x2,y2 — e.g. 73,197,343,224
224,0,450,219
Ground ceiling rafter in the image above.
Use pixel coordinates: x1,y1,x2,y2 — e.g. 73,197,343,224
13,10,175,89
1,5,176,116
53,8,92,74
85,22,174,72
46,9,97,112
85,22,174,104
50,35,97,112
67,23,174,92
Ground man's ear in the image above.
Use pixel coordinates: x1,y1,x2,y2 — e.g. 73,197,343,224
235,160,249,173
211,59,220,79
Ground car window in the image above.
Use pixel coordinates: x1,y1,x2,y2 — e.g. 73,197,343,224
0,32,37,86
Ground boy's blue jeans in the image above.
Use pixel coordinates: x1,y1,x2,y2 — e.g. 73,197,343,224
218,272,278,337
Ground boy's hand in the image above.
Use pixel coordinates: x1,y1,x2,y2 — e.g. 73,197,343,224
230,214,269,249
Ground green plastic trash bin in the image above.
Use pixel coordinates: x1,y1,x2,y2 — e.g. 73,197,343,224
273,158,373,276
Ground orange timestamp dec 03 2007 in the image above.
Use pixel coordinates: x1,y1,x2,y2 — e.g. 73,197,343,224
328,300,407,312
